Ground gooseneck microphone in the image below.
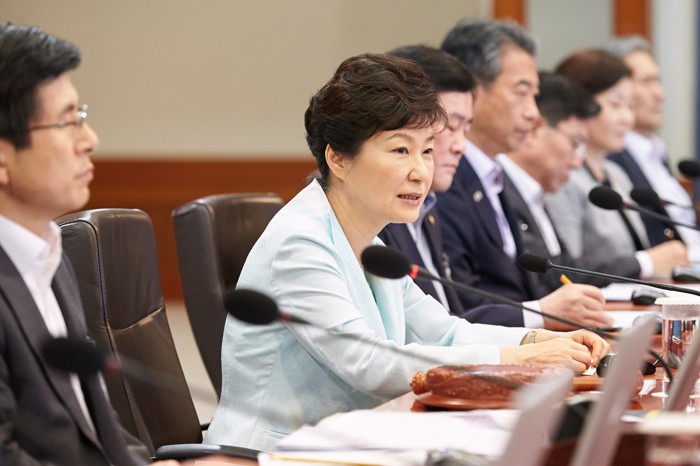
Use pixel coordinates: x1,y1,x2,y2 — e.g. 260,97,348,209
630,186,661,206
42,337,107,376
518,252,700,300
41,337,201,397
361,245,617,339
679,159,700,178
224,287,461,369
588,186,700,232
224,288,309,325
630,186,693,210
361,245,670,381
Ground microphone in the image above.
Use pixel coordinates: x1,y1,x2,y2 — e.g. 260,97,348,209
224,288,308,325
588,186,700,231
360,246,671,381
225,287,463,369
360,245,617,339
41,337,203,398
630,186,693,210
679,159,700,178
517,252,700,300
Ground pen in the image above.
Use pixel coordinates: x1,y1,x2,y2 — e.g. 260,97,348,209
560,274,573,285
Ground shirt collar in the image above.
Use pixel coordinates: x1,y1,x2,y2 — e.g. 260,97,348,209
625,131,667,165
412,192,437,229
0,215,62,283
466,140,504,193
497,154,545,206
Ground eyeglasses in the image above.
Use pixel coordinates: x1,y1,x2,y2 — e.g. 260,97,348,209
551,126,587,159
28,104,88,132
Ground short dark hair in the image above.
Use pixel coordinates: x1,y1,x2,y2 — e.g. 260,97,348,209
441,18,536,88
536,72,600,127
387,45,476,94
555,48,631,96
0,23,81,149
305,53,446,189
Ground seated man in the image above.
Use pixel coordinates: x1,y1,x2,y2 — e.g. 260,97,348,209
379,45,474,316
605,35,700,258
438,19,610,329
0,23,199,466
500,72,650,291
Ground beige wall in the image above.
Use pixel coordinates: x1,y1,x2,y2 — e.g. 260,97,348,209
2,0,487,158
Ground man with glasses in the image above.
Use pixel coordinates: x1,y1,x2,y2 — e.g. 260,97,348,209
500,73,646,290
438,19,611,330
379,45,475,316
0,23,190,465
605,36,700,257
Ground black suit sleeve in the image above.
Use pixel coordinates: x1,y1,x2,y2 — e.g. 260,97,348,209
455,304,526,326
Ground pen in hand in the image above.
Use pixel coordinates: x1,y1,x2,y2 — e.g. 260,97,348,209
560,274,573,285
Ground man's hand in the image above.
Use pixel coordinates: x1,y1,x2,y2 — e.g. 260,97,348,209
538,283,612,330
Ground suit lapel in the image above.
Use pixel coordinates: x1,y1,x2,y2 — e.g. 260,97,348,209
613,150,653,188
503,175,544,245
421,213,464,314
499,177,527,257
382,224,425,267
421,213,444,272
54,255,132,464
0,247,104,450
459,158,504,248
381,224,440,300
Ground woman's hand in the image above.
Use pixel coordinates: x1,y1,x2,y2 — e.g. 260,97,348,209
537,329,611,366
500,329,610,374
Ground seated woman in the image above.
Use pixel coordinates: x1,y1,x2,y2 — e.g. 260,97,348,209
547,49,687,279
204,53,609,452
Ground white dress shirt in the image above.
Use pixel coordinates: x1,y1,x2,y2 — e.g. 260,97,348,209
466,143,543,328
625,131,700,260
499,155,562,256
406,193,450,309
0,215,95,433
465,141,517,259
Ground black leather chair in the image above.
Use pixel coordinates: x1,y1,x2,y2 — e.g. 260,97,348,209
57,208,258,460
172,193,284,398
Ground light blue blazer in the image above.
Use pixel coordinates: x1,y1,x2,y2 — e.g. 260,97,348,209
205,180,528,451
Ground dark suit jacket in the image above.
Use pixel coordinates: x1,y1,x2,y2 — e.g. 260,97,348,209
501,174,641,290
0,245,148,465
436,156,547,325
608,148,681,245
379,213,464,314
379,211,525,325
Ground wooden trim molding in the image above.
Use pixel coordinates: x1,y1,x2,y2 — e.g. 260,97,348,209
492,0,651,40
613,0,651,39
81,158,317,298
492,0,526,25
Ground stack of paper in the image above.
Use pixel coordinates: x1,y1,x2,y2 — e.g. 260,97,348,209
258,409,520,465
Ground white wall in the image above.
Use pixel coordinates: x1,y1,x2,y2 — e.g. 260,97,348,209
528,0,697,165
5,1,696,163
653,0,697,162
528,0,611,70
2,0,488,158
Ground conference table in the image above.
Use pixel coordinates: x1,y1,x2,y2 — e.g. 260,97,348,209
230,300,688,465
374,299,680,466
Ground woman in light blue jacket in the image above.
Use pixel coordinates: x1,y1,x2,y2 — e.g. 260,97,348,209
205,53,609,452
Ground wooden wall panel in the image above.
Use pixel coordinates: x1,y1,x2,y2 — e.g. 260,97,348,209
613,0,651,39
81,158,317,298
493,0,652,40
492,0,526,25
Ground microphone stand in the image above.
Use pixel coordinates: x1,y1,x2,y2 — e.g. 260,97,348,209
414,268,674,385
533,256,700,299
408,264,618,340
